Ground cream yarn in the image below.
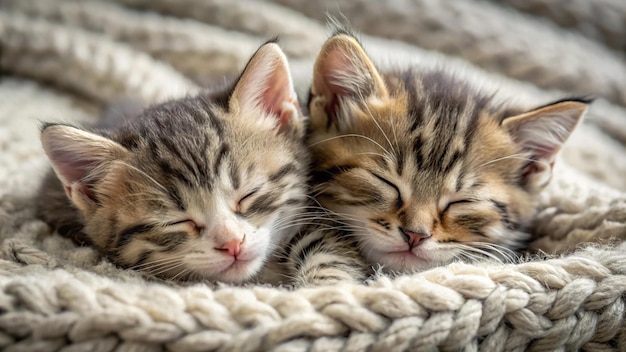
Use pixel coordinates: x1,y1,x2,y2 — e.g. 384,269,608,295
1,0,626,350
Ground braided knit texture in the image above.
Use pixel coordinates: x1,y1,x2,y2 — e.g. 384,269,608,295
1,0,626,350
488,0,626,53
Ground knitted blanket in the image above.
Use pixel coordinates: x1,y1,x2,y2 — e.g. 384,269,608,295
1,0,626,350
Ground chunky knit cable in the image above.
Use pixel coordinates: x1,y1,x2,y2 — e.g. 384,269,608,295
109,0,328,59
0,0,264,86
2,1,626,351
529,163,626,253
0,11,197,105
1,241,625,351
489,0,626,53
269,0,626,107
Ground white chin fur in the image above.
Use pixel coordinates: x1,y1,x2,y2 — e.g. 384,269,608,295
182,233,271,283
186,253,266,283
360,234,460,273
189,210,299,284
366,250,430,273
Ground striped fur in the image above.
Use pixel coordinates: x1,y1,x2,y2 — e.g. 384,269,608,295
37,42,310,284
286,223,369,286
294,33,588,283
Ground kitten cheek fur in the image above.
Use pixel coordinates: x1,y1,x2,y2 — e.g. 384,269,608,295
306,33,588,273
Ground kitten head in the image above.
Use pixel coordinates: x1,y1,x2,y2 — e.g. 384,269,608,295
308,34,588,272
41,42,309,283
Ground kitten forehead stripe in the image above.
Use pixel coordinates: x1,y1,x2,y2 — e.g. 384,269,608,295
229,162,240,190
214,144,230,174
412,134,425,169
402,69,423,133
158,160,196,189
455,169,465,192
160,137,209,187
168,187,186,211
396,147,405,175
268,163,298,183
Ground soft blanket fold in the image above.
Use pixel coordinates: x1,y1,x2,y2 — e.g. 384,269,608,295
1,0,626,350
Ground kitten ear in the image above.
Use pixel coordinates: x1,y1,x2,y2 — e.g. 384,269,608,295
311,34,389,111
503,99,589,190
41,124,128,209
229,41,303,135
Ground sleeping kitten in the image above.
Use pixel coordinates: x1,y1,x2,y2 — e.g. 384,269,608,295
291,33,588,284
37,41,309,284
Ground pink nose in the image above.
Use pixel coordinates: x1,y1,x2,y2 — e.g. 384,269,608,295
400,228,431,248
216,239,242,257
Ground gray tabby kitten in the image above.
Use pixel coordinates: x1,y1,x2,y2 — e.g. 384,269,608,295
37,42,309,284
288,33,588,286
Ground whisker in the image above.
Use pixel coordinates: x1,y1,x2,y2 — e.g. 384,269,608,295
465,242,519,263
456,244,506,263
321,210,368,223
169,268,191,282
478,153,540,168
360,97,396,157
274,223,354,233
356,152,390,159
117,161,168,192
133,260,186,273
308,133,390,154
388,112,401,158
149,261,187,277
130,254,187,270
273,214,355,227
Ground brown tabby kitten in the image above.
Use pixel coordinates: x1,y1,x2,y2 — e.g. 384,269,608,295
290,33,588,284
37,42,310,283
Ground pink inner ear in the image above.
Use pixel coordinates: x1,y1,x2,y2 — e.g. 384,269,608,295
53,156,99,201
315,46,360,98
54,158,95,185
44,136,103,202
259,65,301,130
262,68,291,116
64,183,96,202
42,125,129,204
231,43,302,132
521,160,553,178
277,109,293,132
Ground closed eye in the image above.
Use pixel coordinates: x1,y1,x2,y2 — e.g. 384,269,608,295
370,172,403,209
240,190,258,202
236,188,260,215
441,199,475,215
167,219,204,233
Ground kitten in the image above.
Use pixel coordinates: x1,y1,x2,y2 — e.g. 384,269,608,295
37,41,310,284
292,33,588,284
